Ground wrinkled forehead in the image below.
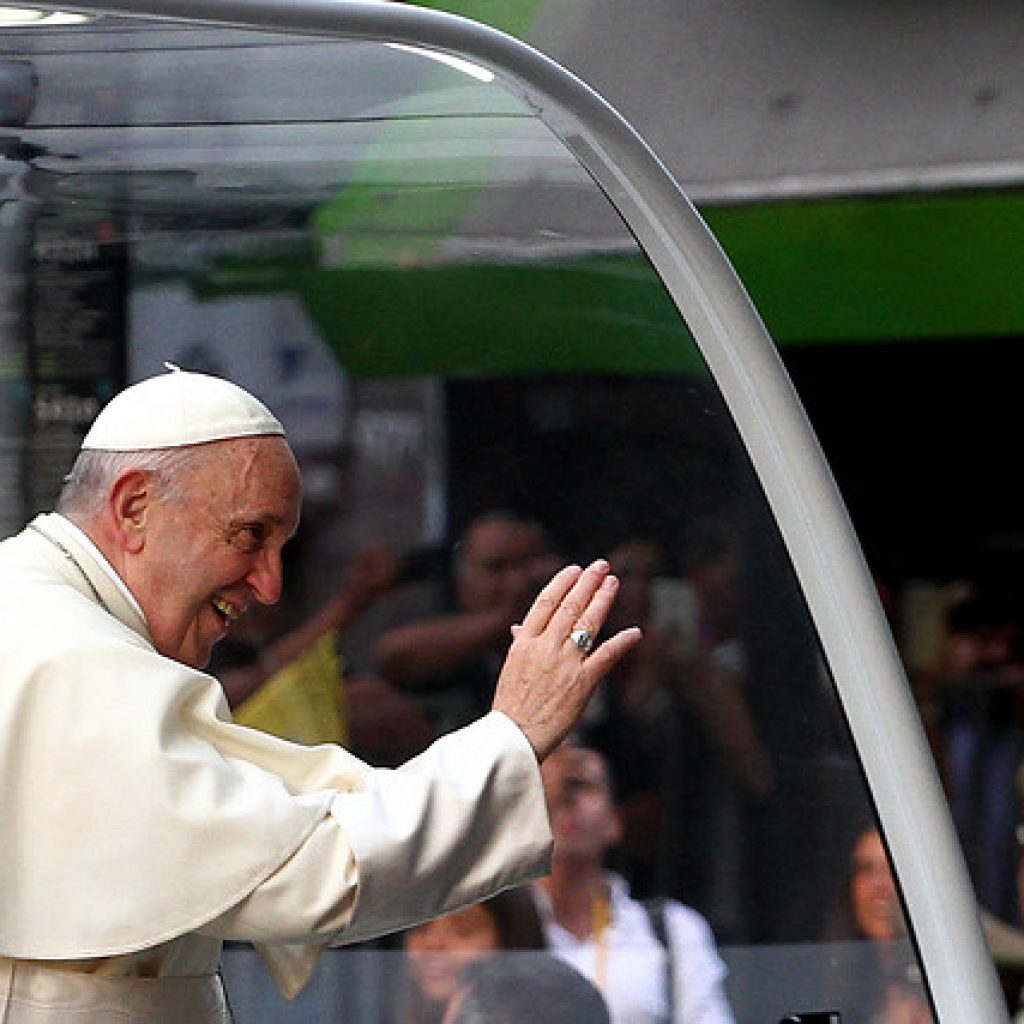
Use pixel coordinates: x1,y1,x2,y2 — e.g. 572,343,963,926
205,433,295,476
193,435,302,527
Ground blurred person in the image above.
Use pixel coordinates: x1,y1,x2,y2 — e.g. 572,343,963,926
937,587,1024,923
598,537,673,720
536,744,735,1024
655,516,774,939
402,889,546,1024
445,951,610,1024
581,535,676,895
669,518,773,800
344,670,436,766
1010,843,1024,1022
0,367,642,1023
374,510,556,733
844,829,906,942
827,825,934,1024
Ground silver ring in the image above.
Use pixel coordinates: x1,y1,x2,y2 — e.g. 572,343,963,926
570,628,594,655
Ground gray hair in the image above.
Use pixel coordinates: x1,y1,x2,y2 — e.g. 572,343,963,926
56,446,214,520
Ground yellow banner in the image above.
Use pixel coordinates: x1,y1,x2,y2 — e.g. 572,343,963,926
234,632,347,746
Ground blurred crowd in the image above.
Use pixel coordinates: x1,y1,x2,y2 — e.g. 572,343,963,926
209,507,1024,1022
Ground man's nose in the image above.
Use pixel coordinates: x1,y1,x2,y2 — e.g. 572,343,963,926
247,547,284,605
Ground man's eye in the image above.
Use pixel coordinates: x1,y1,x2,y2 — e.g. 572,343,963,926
234,525,266,549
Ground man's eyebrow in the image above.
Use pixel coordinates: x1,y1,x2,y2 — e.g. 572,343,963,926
229,512,296,535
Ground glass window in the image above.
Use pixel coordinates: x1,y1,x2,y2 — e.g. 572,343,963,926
0,13,936,1024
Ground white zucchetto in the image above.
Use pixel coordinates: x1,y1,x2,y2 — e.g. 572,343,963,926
81,364,285,451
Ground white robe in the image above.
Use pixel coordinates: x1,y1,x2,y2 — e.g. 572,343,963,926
0,515,552,1021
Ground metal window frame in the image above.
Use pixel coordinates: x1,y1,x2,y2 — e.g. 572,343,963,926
3,2,1004,1019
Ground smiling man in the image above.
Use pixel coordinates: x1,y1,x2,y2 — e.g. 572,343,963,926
0,367,641,1024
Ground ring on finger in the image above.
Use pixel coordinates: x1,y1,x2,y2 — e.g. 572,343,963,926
570,627,594,655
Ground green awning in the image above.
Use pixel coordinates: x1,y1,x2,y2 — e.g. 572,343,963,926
201,253,703,377
707,190,1024,346
198,188,1024,378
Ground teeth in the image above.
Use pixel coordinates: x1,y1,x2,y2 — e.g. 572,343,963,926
211,596,239,620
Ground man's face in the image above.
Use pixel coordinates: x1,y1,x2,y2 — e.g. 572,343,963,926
541,746,621,864
456,519,549,615
128,435,301,669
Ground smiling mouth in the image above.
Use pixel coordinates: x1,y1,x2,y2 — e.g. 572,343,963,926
211,596,241,623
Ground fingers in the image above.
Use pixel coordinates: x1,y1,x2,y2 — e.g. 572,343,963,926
518,559,614,641
545,560,612,644
518,564,584,636
564,572,622,653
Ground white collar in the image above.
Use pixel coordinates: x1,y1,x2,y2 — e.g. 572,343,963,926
50,514,148,624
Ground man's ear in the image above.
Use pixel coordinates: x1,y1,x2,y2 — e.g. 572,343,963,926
108,469,154,554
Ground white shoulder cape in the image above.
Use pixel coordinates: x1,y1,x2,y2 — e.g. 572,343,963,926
0,515,372,959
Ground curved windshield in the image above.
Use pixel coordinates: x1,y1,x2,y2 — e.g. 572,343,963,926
0,14,936,1024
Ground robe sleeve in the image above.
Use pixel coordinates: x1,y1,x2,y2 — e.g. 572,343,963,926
200,713,551,997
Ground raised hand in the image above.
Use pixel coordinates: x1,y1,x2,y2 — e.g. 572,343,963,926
491,560,643,761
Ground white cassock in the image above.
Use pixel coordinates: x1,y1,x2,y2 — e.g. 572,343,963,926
0,514,552,1023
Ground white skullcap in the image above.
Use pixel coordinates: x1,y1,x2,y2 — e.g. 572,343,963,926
81,364,285,451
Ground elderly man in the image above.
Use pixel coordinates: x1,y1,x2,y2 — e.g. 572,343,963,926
0,368,641,1023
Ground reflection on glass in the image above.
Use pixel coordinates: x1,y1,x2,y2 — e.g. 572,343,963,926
0,15,936,1024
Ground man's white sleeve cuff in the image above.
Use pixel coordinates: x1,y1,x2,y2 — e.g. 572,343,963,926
327,710,552,945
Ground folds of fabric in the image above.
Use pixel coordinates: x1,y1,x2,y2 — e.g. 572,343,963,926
0,959,229,1023
0,517,552,1002
0,519,355,958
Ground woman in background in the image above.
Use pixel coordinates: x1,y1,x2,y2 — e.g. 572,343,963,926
828,825,934,1024
401,888,547,1024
